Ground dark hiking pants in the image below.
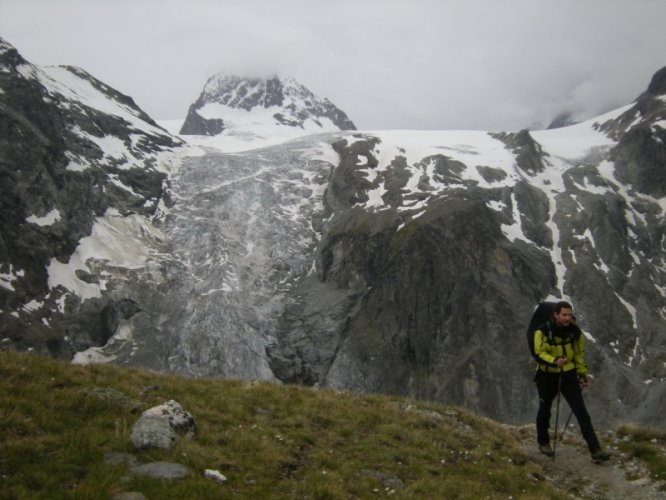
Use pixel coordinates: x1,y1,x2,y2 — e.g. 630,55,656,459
535,369,600,452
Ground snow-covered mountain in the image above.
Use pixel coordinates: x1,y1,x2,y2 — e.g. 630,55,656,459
179,74,356,140
0,37,182,356
1,36,665,429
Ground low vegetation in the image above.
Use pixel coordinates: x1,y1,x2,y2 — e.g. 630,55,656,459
0,350,658,499
615,424,666,488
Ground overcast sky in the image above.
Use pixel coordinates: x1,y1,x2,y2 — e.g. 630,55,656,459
2,0,665,131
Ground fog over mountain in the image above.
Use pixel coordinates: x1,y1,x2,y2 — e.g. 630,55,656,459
1,0,665,131
1,36,665,430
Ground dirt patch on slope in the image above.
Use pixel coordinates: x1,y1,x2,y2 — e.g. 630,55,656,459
514,425,665,499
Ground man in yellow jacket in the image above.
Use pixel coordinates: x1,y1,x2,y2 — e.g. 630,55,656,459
534,301,609,461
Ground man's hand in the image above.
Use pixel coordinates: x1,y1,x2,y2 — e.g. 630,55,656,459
579,375,589,388
555,356,567,368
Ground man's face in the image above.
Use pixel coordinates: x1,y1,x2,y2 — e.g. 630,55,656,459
554,307,573,327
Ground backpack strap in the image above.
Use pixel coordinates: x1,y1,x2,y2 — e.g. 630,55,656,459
538,320,557,345
542,322,581,361
536,321,559,368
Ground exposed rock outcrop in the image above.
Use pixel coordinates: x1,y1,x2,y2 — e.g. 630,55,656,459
0,37,181,359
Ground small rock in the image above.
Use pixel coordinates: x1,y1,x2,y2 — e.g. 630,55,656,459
104,452,139,466
141,400,196,436
129,400,196,450
112,493,147,500
130,415,178,450
204,469,228,484
128,462,190,480
82,387,144,413
359,469,404,490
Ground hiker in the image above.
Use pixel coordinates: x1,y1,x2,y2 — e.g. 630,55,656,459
533,301,609,461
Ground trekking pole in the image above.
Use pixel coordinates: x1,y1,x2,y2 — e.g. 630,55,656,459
552,371,562,462
559,410,573,441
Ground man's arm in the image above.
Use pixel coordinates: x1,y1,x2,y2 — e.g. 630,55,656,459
574,329,590,385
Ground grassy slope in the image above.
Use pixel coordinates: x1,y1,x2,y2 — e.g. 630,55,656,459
0,351,629,499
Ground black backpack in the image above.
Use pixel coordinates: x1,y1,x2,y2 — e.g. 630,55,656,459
526,301,580,367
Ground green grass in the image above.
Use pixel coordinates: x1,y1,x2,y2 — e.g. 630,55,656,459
0,350,570,499
616,424,666,490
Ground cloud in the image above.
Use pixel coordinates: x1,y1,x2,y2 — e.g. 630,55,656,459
1,0,665,130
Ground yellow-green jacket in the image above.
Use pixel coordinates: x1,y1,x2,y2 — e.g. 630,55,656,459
534,323,588,375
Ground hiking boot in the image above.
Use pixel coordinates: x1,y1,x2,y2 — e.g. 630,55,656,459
590,448,610,462
538,443,554,457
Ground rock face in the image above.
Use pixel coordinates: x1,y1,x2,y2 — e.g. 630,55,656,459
0,37,181,358
1,36,664,430
179,74,356,135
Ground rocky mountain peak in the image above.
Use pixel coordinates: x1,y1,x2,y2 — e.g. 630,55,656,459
199,74,293,111
647,65,666,95
0,37,19,58
179,73,356,135
0,37,33,76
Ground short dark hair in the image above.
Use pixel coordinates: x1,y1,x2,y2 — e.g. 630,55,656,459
554,301,572,313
